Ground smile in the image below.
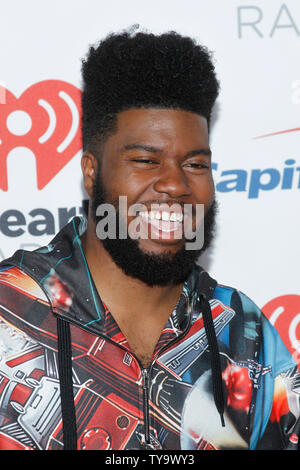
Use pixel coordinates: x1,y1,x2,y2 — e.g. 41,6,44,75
139,210,183,222
137,209,185,239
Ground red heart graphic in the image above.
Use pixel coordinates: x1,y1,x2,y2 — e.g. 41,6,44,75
0,80,82,190
263,294,300,365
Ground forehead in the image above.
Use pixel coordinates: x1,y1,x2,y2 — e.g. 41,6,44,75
103,108,209,153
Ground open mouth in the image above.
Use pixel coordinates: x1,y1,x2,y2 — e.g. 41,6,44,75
140,210,182,229
136,208,187,241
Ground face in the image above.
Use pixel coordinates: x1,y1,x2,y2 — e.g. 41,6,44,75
83,108,216,285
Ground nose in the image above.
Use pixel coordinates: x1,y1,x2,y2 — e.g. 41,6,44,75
152,161,192,199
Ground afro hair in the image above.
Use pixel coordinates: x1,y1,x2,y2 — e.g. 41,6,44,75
81,28,220,154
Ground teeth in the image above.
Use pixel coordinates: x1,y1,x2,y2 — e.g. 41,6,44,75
139,210,183,223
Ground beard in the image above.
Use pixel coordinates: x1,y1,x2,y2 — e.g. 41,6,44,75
91,167,217,287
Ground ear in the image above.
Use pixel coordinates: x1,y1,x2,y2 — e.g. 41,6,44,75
81,152,98,197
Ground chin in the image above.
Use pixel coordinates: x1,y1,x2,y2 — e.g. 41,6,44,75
138,238,186,257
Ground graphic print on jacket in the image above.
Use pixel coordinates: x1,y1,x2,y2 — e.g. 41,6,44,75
0,217,299,450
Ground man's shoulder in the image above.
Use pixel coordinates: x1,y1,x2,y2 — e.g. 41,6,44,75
193,266,263,321
0,264,52,336
211,278,296,374
0,264,49,303
213,282,260,312
212,281,273,331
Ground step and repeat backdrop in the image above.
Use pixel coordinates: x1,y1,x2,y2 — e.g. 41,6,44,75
0,0,299,363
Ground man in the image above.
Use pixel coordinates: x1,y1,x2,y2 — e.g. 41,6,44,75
0,29,299,451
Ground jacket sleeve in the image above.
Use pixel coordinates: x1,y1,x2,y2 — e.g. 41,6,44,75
257,314,300,450
238,291,300,450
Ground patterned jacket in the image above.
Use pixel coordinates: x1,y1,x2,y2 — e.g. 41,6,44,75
0,217,298,450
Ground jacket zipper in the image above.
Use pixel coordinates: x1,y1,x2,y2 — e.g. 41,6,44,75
140,316,193,448
142,368,150,445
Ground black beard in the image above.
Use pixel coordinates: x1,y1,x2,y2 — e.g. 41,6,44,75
91,169,217,287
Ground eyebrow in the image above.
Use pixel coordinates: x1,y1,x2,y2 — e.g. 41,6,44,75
122,144,212,158
123,144,162,153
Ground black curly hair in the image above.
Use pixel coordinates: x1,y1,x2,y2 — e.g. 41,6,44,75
81,28,219,156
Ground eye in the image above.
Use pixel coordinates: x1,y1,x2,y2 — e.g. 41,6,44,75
131,159,157,164
184,162,210,171
130,158,159,167
188,163,208,168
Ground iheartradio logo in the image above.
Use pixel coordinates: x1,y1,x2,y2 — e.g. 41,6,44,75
0,80,82,190
262,295,300,365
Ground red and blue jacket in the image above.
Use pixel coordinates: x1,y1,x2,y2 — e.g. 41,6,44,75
0,217,298,450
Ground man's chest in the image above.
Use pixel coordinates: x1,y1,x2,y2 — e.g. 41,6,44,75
119,324,166,368
103,308,180,368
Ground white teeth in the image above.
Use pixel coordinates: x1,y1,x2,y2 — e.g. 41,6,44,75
139,210,183,223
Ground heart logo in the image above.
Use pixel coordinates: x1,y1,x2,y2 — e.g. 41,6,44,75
0,80,82,190
263,294,300,365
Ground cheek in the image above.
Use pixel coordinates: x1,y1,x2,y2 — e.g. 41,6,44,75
101,166,129,199
109,170,151,201
206,176,215,195
104,180,145,216
191,176,215,205
109,179,137,201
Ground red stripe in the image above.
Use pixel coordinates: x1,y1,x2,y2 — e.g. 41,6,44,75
254,127,300,139
6,348,44,367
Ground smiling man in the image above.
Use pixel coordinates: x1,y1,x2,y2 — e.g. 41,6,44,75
81,107,216,369
0,29,299,451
